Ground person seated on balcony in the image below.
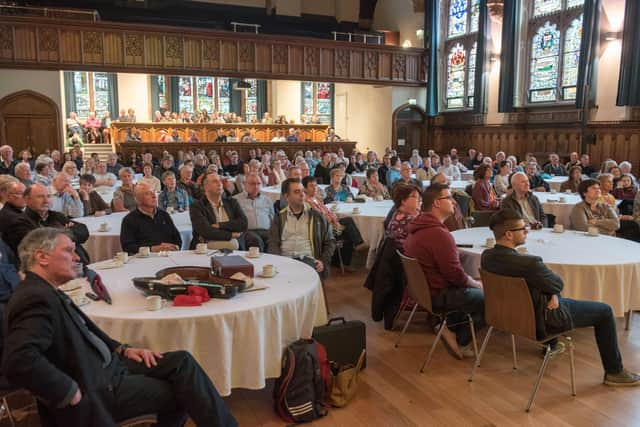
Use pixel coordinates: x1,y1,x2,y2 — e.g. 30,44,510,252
158,129,173,142
111,168,137,212
124,126,142,143
286,128,299,142
84,111,102,144
214,129,227,143
116,108,128,122
92,161,117,188
101,111,112,144
78,174,110,217
262,111,274,124
159,171,190,212
271,130,286,142
325,127,341,143
66,112,84,138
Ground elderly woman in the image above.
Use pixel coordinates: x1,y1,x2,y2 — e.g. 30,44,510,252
570,179,619,236
365,151,378,169
560,165,583,193
324,168,352,203
61,161,80,189
111,167,137,212
267,159,286,186
359,168,390,200
385,184,422,250
415,156,437,181
138,162,161,193
472,164,499,210
494,160,511,197
597,173,617,208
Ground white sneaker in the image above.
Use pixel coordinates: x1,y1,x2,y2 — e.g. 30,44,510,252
461,344,475,358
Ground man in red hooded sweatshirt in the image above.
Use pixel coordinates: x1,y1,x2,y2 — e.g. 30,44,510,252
404,183,484,359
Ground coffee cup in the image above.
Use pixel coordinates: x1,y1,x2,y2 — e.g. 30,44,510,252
248,246,260,257
195,243,207,254
167,206,174,214
485,237,496,248
115,251,128,263
138,246,151,257
346,196,353,203
262,264,275,277
330,204,339,211
352,207,360,214
559,196,567,203
588,226,599,236
375,195,384,201
516,246,527,254
565,189,572,194
146,295,166,311
550,189,557,194
99,222,108,231
553,224,564,233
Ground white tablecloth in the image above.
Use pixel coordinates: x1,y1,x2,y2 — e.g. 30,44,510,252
451,227,640,317
82,251,327,396
461,171,474,180
331,199,393,268
423,180,473,191
534,191,582,227
75,211,193,262
262,184,358,203
544,176,569,191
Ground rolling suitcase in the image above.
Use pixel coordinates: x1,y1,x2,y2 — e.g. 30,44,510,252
312,317,366,369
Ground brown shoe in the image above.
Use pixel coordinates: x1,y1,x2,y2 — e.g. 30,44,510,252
437,324,463,360
604,369,640,386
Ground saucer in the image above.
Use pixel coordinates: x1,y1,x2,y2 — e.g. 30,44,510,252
258,271,277,278
551,230,564,234
72,296,91,307
584,232,599,237
245,253,261,259
96,227,111,232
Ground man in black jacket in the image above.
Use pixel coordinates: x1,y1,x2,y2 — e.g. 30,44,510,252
0,179,27,257
189,172,247,249
481,209,640,386
3,227,237,426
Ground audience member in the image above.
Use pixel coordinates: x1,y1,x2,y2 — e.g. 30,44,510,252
14,162,33,187
598,173,617,208
0,145,17,176
494,160,511,197
431,173,469,231
0,179,26,256
560,165,583,193
268,159,287,186
234,173,274,252
49,173,84,218
139,162,161,193
190,172,247,250
78,174,110,216
324,169,353,203
404,183,484,359
177,164,202,203
106,153,123,176
570,179,619,236
525,161,549,192
386,184,422,250
580,154,596,176
393,161,423,191
501,172,546,228
268,178,335,277
565,151,581,170
386,156,402,188
438,154,462,181
472,164,499,211
34,158,53,187
158,171,190,211
111,167,137,212
482,209,640,386
543,153,567,176
93,161,117,187
121,183,182,254
359,168,391,200
313,152,332,185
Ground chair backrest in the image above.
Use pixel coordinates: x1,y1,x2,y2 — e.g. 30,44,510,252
453,191,471,217
396,250,433,313
480,269,537,341
470,210,497,227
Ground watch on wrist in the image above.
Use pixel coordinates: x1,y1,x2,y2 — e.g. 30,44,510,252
118,344,131,356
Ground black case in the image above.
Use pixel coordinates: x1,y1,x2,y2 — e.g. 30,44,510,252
312,317,366,369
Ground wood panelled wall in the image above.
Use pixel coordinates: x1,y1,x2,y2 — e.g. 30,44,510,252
0,16,427,87
432,111,640,170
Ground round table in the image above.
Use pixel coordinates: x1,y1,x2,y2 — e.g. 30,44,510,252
451,227,640,317
75,210,193,262
82,251,327,396
534,191,582,227
544,176,569,191
330,199,393,268
261,184,359,203
423,180,473,191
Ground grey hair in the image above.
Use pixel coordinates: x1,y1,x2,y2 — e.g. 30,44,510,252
18,227,70,271
119,167,134,177
0,175,19,201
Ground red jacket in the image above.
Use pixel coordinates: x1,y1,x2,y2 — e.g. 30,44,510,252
403,212,469,296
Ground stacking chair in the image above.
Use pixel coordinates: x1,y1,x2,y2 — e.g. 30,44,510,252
469,270,576,412
395,250,478,373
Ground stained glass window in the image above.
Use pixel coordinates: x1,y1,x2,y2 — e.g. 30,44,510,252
448,0,468,38
178,76,194,114
67,71,113,120
446,44,467,108
470,0,480,33
562,15,582,100
529,22,560,102
157,75,167,109
566,0,584,9
534,0,562,17
467,42,477,107
196,77,215,114
244,79,258,122
301,82,334,124
217,78,231,113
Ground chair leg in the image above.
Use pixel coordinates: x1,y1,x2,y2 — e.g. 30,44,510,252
320,280,330,315
392,299,410,330
0,397,16,427
467,314,478,357
625,310,632,331
511,334,518,370
420,319,447,373
526,344,553,412
337,246,345,274
567,336,576,396
469,326,493,382
394,304,418,348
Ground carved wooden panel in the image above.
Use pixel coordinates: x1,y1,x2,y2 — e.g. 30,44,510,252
0,16,427,87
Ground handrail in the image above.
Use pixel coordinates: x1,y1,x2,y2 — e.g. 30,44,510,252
331,31,383,45
0,5,99,21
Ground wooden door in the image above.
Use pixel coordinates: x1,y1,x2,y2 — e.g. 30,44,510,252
0,90,61,155
392,104,427,160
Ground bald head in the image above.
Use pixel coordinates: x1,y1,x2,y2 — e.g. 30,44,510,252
52,173,71,192
510,172,530,196
134,182,157,211
25,183,50,215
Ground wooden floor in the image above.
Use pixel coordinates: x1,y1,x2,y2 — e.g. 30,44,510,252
223,268,640,427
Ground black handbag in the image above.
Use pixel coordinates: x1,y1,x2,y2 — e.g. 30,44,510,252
544,302,574,334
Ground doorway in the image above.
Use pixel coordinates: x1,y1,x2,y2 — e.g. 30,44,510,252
0,90,61,156
392,104,427,159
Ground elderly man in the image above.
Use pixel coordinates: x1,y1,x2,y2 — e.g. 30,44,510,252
566,151,581,170
121,182,181,254
0,179,26,256
34,158,53,187
177,164,202,203
93,160,117,187
50,173,84,218
233,173,274,251
0,145,17,176
580,154,596,177
543,153,567,176
268,178,335,277
106,153,123,176
4,227,237,426
482,209,640,386
393,161,424,190
14,162,33,186
525,161,549,192
190,172,247,250
223,152,243,177
501,172,546,228
438,154,462,181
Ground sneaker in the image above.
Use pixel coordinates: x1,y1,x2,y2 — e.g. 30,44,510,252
604,369,640,386
461,344,475,358
541,342,565,359
436,324,463,360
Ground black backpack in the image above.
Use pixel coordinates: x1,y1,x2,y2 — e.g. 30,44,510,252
273,339,330,423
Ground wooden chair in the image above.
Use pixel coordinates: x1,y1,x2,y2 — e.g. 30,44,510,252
395,250,478,373
118,414,158,427
469,270,576,412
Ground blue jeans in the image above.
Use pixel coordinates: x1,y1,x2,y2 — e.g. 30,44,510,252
561,298,623,374
432,287,485,346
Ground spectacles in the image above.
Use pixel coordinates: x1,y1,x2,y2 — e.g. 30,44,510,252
437,195,453,201
508,225,530,232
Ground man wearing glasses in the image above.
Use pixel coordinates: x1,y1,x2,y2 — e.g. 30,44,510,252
404,183,485,360
482,209,640,386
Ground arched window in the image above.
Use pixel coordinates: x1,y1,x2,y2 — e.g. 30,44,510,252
64,71,116,120
443,0,480,110
301,82,334,124
151,75,232,115
527,0,584,103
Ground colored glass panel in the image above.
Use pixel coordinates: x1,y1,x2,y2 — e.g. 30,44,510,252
196,77,215,114
467,42,477,106
244,79,258,122
316,82,332,122
529,22,560,102
448,0,468,38
302,82,314,116
470,0,480,33
178,77,194,113
446,43,466,108
562,15,582,100
217,78,230,113
73,72,90,119
533,0,562,17
157,75,167,110
566,0,584,9
92,72,110,118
